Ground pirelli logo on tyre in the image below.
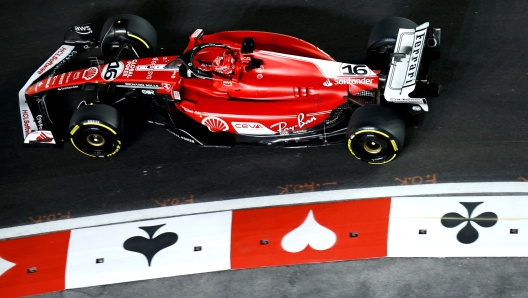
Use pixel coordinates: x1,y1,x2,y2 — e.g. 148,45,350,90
82,122,117,135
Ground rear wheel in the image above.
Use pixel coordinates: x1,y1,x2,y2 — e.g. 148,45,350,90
346,105,405,164
367,17,417,70
69,104,125,157
100,14,157,58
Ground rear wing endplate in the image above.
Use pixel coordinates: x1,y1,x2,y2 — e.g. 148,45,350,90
384,22,429,111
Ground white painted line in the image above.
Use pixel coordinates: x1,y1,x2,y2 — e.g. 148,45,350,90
1,182,528,240
387,196,528,257
65,212,232,288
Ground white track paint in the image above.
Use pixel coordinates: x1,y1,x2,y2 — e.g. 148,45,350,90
388,196,528,257
281,210,337,253
65,212,232,288
0,256,16,276
1,182,528,240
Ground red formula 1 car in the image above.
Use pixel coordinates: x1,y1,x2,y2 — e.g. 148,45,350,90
20,14,441,164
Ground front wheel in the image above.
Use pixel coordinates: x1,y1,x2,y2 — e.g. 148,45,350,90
68,104,125,157
100,14,157,58
346,105,405,164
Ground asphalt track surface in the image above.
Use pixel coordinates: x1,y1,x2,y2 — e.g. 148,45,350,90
1,0,528,297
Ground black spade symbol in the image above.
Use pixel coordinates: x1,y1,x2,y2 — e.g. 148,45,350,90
441,202,498,244
123,224,178,266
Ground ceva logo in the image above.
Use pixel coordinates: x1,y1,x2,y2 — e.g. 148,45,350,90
234,123,266,129
231,122,275,135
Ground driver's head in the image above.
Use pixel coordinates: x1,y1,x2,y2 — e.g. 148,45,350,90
212,52,235,75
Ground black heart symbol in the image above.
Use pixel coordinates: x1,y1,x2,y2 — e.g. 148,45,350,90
123,224,178,266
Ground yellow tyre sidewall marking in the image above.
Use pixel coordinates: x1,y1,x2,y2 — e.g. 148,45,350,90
354,129,389,139
127,34,150,49
368,153,397,165
70,138,97,157
70,121,121,157
390,139,398,151
107,140,121,157
70,124,80,135
347,139,361,160
348,129,398,163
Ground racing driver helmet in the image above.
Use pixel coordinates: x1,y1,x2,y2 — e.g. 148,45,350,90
212,52,236,75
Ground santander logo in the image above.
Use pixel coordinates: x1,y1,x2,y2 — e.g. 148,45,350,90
333,77,373,85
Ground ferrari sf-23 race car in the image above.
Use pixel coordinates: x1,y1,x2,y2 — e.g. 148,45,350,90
20,14,441,164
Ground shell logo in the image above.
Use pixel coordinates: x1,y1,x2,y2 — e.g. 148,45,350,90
201,117,228,132
83,67,98,80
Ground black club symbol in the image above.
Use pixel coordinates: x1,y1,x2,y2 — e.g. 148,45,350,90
441,202,498,244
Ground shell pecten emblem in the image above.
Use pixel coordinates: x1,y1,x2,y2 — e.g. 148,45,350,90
201,117,228,132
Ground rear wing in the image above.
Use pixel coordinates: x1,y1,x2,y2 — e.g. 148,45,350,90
383,22,439,111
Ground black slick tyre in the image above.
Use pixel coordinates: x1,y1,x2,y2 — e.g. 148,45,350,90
367,17,417,50
68,104,124,157
100,14,157,58
346,105,405,164
367,17,417,70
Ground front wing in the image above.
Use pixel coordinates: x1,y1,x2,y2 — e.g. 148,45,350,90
19,45,77,147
